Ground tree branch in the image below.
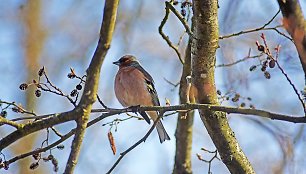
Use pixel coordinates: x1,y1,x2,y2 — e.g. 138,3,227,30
0,111,74,151
0,112,114,169
277,0,306,79
64,0,119,173
219,10,281,39
106,113,162,174
159,2,184,64
173,39,194,174
1,102,305,155
158,1,194,64
0,117,23,129
191,0,255,173
92,104,306,123
165,1,193,38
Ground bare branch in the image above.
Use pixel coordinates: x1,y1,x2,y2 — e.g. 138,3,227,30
219,10,281,39
159,2,184,64
106,112,163,174
196,148,220,174
216,53,264,68
0,117,23,129
1,102,306,155
64,0,120,173
165,1,193,38
0,112,113,169
0,111,74,151
92,104,306,123
158,1,194,64
1,101,306,170
258,34,306,114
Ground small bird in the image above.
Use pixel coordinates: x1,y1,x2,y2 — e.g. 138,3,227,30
113,55,170,143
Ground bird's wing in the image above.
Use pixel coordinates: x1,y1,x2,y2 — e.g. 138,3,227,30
132,63,160,106
145,79,160,106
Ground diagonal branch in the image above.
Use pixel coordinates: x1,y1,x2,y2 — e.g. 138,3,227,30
158,1,194,64
159,2,184,64
219,10,281,39
63,0,119,173
1,111,112,168
106,112,163,174
0,117,23,129
0,111,74,151
165,1,193,37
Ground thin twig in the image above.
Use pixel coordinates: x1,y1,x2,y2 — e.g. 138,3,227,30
41,72,77,107
159,2,184,64
97,94,108,109
276,61,306,114
50,127,63,138
259,34,306,115
106,112,163,174
262,26,293,42
216,53,264,68
163,77,180,87
219,10,281,39
0,101,37,116
166,1,193,38
10,113,56,122
197,148,220,174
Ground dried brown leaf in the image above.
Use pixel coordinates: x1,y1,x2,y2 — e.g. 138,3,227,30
108,132,116,155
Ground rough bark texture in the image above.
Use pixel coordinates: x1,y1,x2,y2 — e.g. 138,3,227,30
191,0,255,173
173,41,195,174
64,0,119,173
277,0,306,79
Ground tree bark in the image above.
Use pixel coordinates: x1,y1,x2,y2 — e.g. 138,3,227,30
191,0,255,173
277,0,306,79
173,40,195,174
64,0,119,173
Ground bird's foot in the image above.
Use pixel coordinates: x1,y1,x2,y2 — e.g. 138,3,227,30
128,105,141,113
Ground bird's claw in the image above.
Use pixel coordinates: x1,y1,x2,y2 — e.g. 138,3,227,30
128,105,141,113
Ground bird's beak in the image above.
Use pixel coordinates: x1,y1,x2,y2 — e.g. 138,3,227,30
113,60,120,66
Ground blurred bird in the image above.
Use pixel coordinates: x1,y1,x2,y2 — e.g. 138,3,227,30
113,55,170,143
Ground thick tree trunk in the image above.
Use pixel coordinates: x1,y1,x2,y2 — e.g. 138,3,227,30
173,40,195,174
191,0,255,173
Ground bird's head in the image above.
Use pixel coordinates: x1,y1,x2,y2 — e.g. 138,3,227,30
113,55,138,67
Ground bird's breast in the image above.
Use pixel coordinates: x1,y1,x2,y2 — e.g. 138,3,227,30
114,68,153,107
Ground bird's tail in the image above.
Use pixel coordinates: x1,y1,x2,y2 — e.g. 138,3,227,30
156,121,170,143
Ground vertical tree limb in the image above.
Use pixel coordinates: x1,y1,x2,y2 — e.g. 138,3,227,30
277,0,306,79
191,0,255,173
64,0,119,173
173,40,195,174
